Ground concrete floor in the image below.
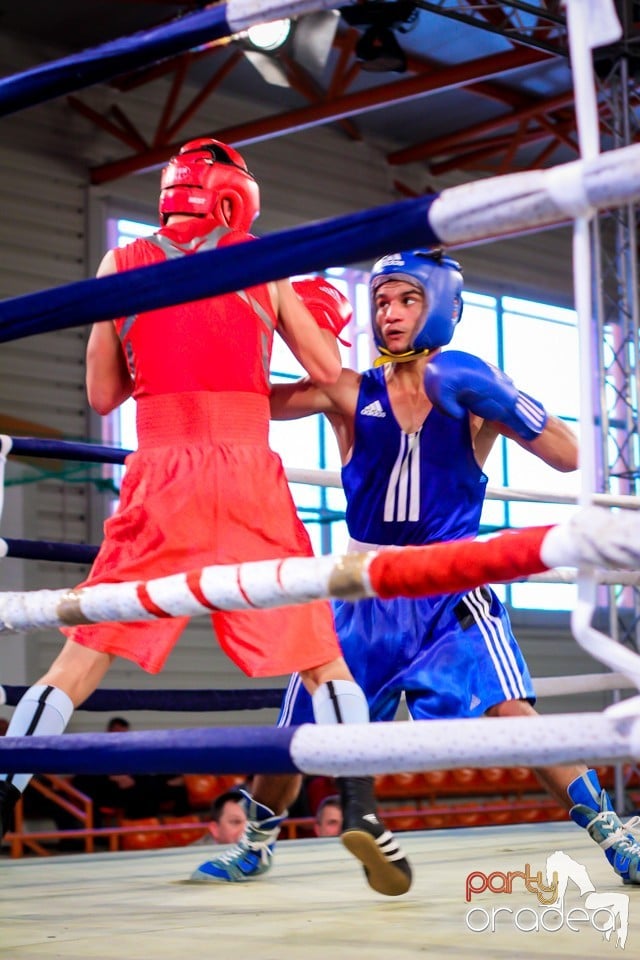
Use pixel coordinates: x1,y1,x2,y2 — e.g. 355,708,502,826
1,821,638,959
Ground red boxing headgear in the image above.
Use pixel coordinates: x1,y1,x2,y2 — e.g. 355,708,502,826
159,138,260,232
292,277,353,346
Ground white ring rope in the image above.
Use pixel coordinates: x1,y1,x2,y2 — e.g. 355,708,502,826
0,551,362,631
289,712,640,775
285,467,640,508
0,508,639,629
535,672,634,698
530,568,640,586
428,141,640,247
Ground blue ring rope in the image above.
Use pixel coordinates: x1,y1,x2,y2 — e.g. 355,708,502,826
1,685,284,712
10,436,130,464
0,6,234,117
4,438,127,563
0,726,299,775
0,2,351,118
0,196,439,344
2,538,98,564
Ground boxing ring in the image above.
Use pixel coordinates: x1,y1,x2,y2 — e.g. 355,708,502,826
6,821,629,960
2,0,640,956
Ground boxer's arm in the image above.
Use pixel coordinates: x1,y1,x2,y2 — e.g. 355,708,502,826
85,250,133,415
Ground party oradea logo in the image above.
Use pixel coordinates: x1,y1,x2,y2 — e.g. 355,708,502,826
465,850,630,949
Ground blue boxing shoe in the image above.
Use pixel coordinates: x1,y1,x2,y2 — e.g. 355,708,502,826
568,768,640,884
190,790,285,883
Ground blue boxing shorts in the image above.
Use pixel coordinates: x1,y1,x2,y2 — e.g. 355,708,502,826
278,585,535,726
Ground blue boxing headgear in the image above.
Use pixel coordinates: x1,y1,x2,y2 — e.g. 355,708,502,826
370,249,463,362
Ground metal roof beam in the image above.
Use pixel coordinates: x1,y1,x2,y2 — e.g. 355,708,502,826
90,44,551,183
414,0,568,56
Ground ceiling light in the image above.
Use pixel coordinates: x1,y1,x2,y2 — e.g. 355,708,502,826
237,12,339,87
245,19,292,52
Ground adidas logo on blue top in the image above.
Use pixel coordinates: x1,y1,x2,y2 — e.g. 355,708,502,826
360,400,386,418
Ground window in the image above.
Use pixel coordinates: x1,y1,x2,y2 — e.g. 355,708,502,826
102,218,157,466
104,216,580,610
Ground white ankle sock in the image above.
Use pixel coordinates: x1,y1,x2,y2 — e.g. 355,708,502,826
2,684,74,792
312,679,369,725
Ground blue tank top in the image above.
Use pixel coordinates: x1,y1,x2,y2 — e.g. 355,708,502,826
342,367,488,546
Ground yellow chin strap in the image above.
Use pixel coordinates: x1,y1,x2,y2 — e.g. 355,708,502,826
373,347,432,367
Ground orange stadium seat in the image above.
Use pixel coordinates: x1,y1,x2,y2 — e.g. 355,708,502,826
488,808,514,826
453,803,485,828
509,767,537,790
119,817,168,851
480,767,508,789
517,804,547,824
384,806,425,832
451,768,482,791
183,774,245,811
420,770,450,792
375,772,423,799
419,809,450,830
183,774,220,810
162,815,208,847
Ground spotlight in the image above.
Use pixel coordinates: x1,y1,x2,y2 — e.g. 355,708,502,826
244,19,292,53
355,24,407,73
237,12,340,88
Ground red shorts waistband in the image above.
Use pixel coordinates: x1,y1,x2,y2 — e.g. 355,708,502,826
135,392,270,447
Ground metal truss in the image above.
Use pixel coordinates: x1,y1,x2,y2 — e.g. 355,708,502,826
592,40,640,662
413,0,568,56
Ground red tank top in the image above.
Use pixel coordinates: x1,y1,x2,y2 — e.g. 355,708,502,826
113,223,277,399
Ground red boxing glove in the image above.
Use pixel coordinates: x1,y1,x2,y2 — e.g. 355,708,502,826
292,277,352,346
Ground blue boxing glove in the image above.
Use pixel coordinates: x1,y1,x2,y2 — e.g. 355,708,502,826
424,350,547,440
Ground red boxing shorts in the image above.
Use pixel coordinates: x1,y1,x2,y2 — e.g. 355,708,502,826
62,392,341,676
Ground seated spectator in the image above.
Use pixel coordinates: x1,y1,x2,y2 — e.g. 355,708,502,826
0,718,8,736
72,717,189,822
106,716,129,733
208,790,248,844
304,774,339,817
314,795,343,837
193,790,248,846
